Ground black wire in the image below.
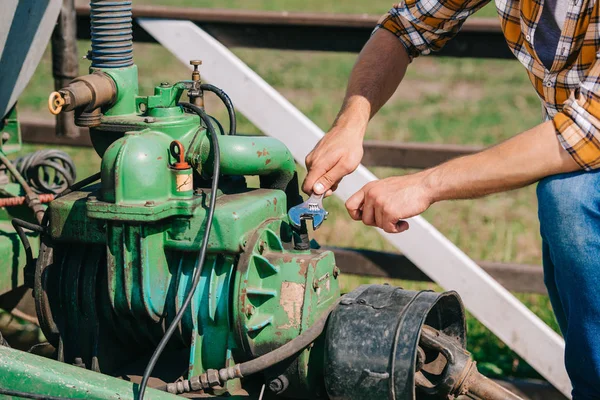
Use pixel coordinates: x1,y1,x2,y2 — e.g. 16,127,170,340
12,150,77,195
0,387,79,400
41,172,101,228
200,84,236,135
11,218,45,272
137,102,221,399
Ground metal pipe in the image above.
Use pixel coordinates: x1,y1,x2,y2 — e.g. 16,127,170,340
467,371,524,400
192,132,302,207
51,0,79,138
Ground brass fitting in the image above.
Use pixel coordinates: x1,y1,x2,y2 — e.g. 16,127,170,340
48,72,116,114
190,60,202,82
188,60,204,108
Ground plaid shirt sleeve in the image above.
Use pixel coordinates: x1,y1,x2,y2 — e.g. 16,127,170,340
374,0,492,60
553,60,600,170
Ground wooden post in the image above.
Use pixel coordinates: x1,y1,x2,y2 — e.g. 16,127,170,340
51,0,79,138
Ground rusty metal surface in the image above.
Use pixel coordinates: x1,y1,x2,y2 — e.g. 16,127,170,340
72,5,513,58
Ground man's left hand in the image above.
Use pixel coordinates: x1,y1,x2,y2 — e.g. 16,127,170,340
345,172,434,233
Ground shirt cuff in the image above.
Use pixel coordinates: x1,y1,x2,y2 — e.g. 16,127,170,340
553,90,600,171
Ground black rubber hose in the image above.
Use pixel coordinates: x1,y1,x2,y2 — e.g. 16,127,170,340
137,102,221,400
160,297,342,394
13,150,76,194
238,297,340,376
11,218,45,274
200,84,236,135
0,152,45,223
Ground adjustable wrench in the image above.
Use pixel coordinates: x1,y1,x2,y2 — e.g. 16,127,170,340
288,193,328,230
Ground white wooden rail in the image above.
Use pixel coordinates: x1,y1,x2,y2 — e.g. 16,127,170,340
138,19,571,397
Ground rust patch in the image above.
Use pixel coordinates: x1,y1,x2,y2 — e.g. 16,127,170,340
265,159,271,165
278,281,304,330
256,148,270,158
157,156,163,160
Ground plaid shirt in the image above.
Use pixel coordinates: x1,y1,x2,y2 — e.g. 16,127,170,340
376,0,600,170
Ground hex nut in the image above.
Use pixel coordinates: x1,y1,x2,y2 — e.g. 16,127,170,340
207,369,220,387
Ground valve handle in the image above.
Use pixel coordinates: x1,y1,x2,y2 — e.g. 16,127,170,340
48,92,65,115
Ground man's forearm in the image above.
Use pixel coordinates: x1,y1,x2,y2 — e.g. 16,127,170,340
424,121,581,202
332,29,410,135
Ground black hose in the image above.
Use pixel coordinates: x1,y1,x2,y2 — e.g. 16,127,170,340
137,102,221,400
162,298,341,395
11,218,45,274
40,172,101,228
13,150,76,195
0,387,79,400
0,152,45,223
238,297,340,376
201,84,236,135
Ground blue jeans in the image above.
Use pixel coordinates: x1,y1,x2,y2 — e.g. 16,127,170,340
537,169,600,400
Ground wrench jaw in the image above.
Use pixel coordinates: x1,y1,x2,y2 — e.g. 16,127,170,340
288,209,328,230
309,211,327,230
288,193,329,230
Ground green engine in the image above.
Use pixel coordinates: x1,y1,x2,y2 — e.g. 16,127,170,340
42,56,340,399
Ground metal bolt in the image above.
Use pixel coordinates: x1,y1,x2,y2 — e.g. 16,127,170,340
357,298,367,305
206,369,220,387
190,60,203,67
333,266,340,278
268,376,289,394
73,357,85,368
160,82,171,87
144,117,156,123
88,196,97,203
145,201,155,207
258,241,266,254
312,279,319,290
245,304,254,317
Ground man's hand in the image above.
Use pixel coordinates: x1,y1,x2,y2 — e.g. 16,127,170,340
302,128,364,195
345,173,434,233
301,29,410,196
344,121,581,234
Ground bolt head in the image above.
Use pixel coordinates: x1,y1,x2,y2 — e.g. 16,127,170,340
333,266,340,278
206,369,220,387
269,378,284,393
190,60,202,66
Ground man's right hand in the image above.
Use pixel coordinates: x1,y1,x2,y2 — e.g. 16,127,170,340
302,127,364,195
301,29,409,196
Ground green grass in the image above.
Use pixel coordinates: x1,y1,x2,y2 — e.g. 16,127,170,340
12,0,556,380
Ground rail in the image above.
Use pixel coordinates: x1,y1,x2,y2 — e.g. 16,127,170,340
72,5,513,59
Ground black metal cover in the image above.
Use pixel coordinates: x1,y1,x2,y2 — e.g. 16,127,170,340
324,284,465,400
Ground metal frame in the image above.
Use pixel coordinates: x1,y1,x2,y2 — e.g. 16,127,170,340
138,19,571,397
